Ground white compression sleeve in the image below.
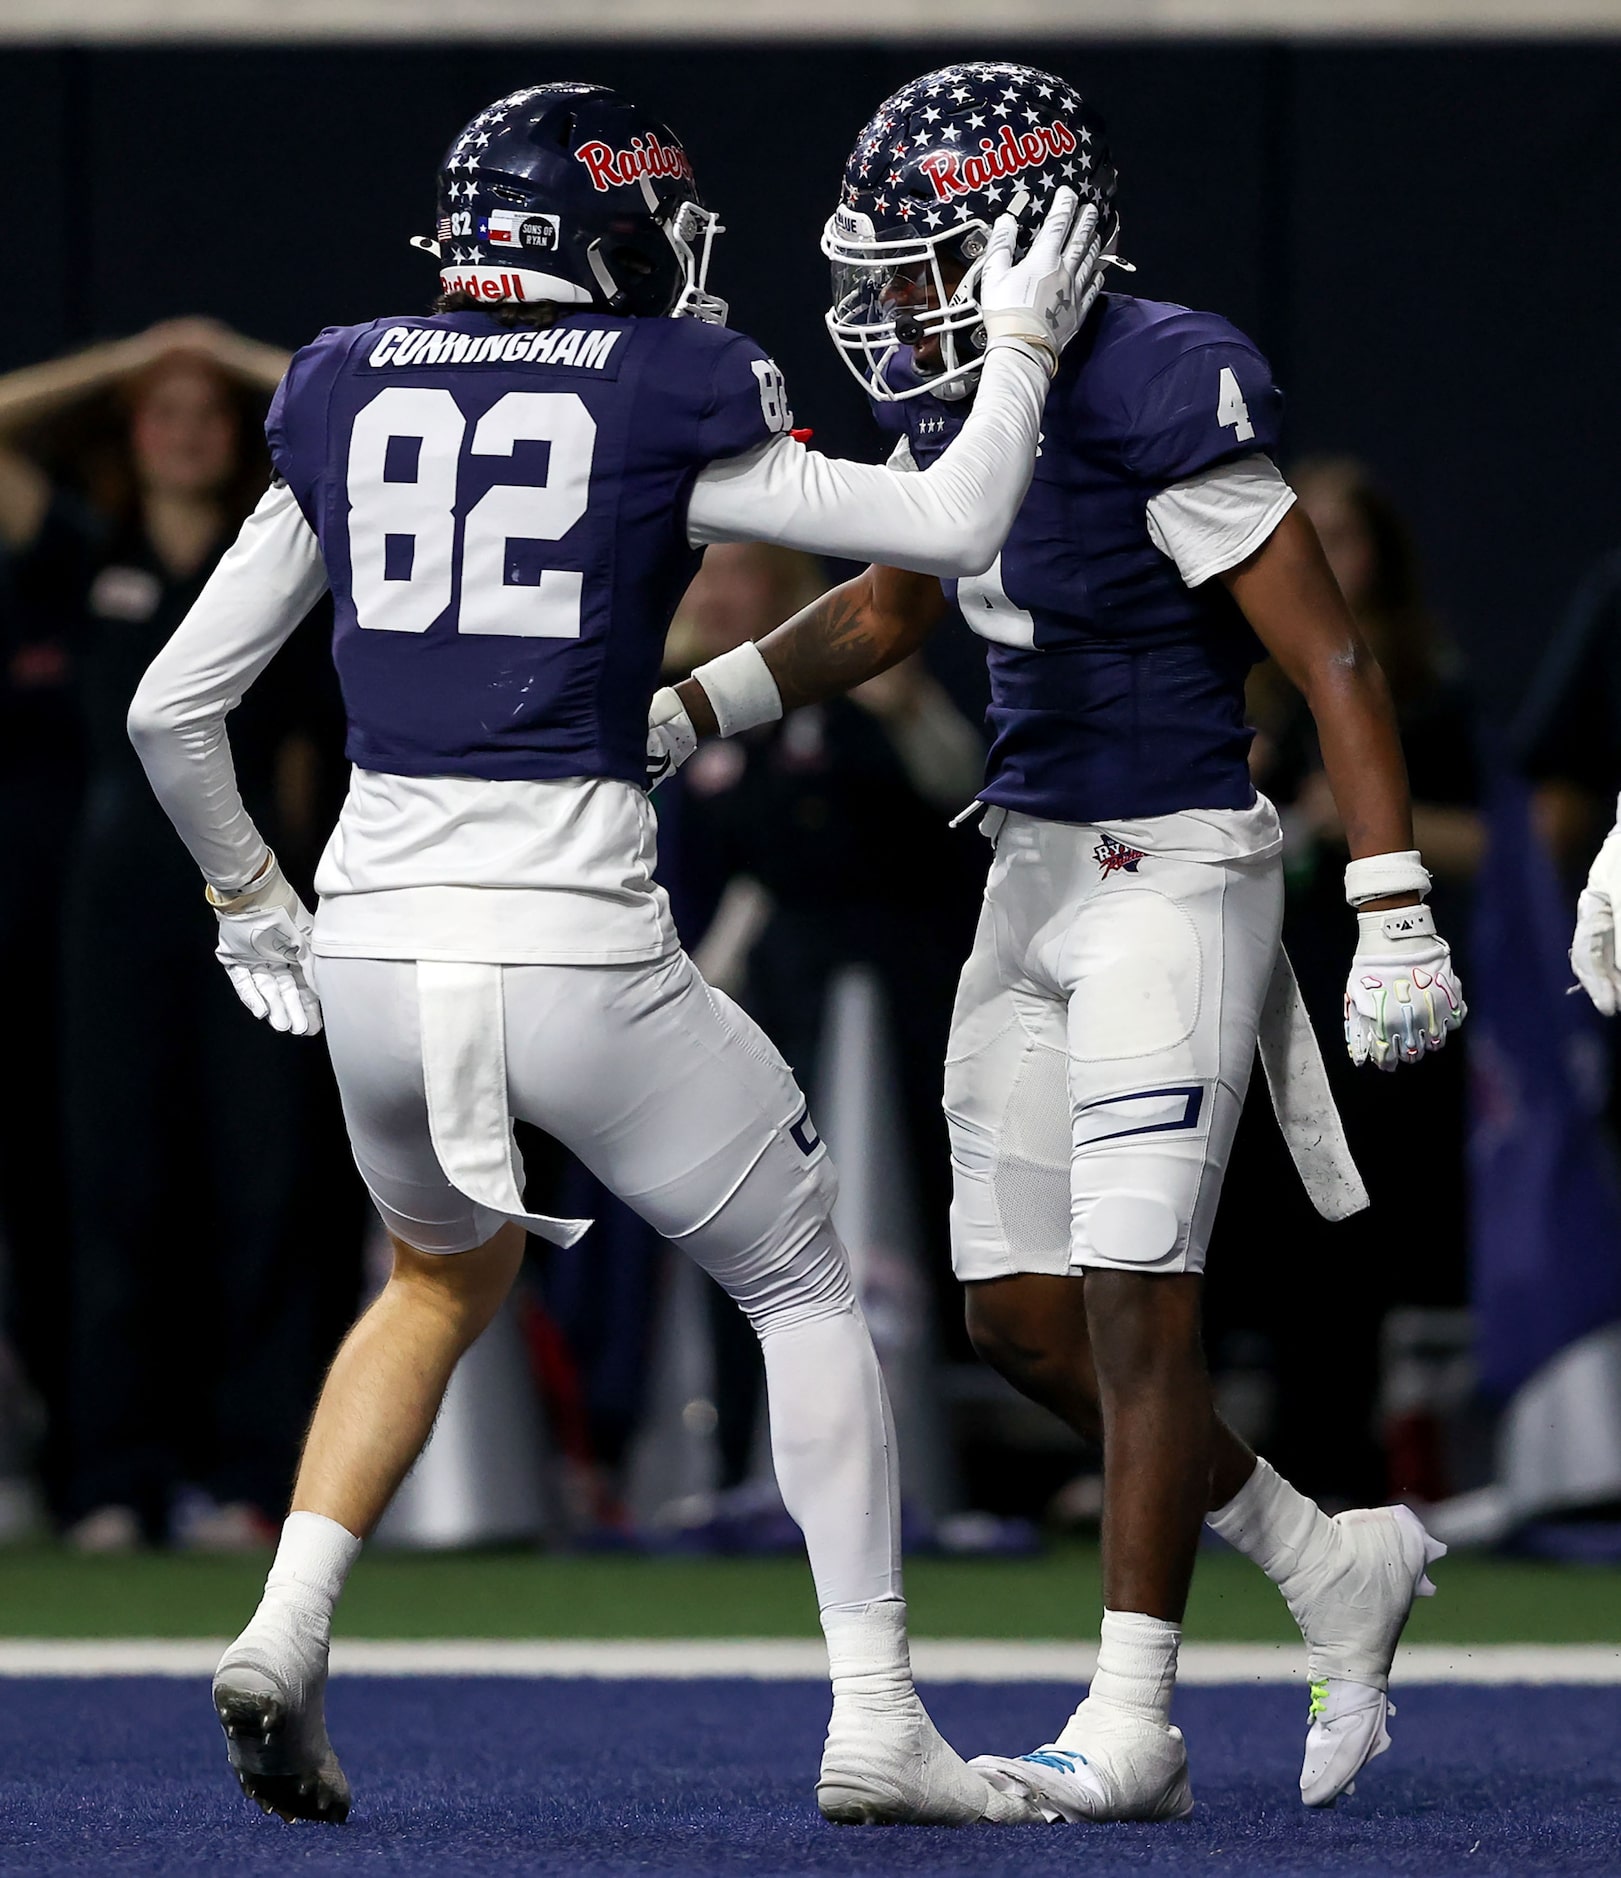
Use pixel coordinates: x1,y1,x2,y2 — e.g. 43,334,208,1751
762,1295,903,1612
686,343,1049,579
127,481,330,890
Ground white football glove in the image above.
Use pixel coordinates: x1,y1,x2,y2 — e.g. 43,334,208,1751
207,852,322,1037
646,685,698,787
1344,903,1465,1071
979,188,1103,374
1571,813,1621,1014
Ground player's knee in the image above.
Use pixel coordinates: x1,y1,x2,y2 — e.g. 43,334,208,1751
965,1276,1089,1395
728,1214,857,1342
1083,1269,1205,1398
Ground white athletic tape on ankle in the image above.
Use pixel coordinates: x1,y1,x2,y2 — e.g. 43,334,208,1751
1343,850,1431,907
690,640,784,740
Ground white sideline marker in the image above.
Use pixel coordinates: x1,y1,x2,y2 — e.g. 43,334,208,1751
0,1639,1618,1682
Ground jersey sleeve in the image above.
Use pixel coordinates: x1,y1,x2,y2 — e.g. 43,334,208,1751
693,332,796,464
1124,336,1284,490
1145,453,1296,587
265,326,356,526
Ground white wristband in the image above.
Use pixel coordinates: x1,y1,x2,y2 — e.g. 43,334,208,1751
982,324,1058,377
1344,849,1432,908
690,639,784,740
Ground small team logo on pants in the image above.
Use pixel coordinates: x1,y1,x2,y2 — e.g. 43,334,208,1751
1093,837,1146,878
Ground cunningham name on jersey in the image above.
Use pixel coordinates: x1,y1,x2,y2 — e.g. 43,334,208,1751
365,323,625,372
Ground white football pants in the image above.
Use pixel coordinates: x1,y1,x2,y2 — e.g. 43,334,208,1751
944,809,1284,1279
313,947,900,1612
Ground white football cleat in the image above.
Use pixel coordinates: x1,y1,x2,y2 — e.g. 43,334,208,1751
971,1699,1194,1823
818,1690,1041,1825
1288,1503,1445,1807
212,1621,350,1823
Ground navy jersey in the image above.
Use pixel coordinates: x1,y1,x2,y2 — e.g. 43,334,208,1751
879,293,1283,825
268,310,786,784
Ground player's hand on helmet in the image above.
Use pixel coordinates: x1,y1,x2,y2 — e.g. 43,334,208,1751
646,685,698,787
979,187,1103,375
1571,810,1621,1014
1344,904,1465,1070
208,852,322,1037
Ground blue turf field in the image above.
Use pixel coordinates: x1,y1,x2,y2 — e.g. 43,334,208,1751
0,1677,1615,1877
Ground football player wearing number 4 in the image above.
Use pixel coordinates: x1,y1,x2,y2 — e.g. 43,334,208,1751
126,83,1103,1828
649,61,1463,1825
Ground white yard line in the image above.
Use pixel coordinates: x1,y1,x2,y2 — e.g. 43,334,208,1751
0,1639,1618,1682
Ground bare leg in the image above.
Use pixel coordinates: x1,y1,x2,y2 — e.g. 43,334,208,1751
965,1268,1441,1817
963,1268,1207,1820
291,1223,525,1536
211,1223,525,1824
1081,1271,1209,1623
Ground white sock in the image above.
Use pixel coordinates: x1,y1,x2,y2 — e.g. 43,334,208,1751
1206,1457,1337,1604
268,1512,361,1615
821,1597,912,1704
217,1513,360,1701
1070,1610,1180,1730
250,1512,361,1640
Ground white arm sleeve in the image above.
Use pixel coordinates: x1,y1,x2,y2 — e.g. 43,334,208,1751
127,480,330,890
686,345,1047,579
1145,453,1297,588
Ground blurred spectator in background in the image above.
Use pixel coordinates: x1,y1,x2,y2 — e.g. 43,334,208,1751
1209,456,1484,1506
667,542,986,1506
1513,543,1621,875
0,320,358,1550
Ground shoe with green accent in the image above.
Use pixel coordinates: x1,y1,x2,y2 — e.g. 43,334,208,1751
1290,1504,1445,1807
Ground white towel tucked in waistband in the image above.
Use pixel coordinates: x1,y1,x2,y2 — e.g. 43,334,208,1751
416,961,593,1249
1257,946,1369,1222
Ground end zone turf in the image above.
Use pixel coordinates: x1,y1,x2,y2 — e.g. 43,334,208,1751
0,1675,1614,1876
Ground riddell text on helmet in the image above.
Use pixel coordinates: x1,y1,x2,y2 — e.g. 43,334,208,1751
575,133,694,194
439,271,531,300
918,120,1077,202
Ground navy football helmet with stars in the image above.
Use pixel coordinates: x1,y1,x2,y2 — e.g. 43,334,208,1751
823,61,1120,401
418,83,726,321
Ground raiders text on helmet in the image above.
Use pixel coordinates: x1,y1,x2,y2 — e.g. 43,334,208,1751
418,83,726,322
823,61,1120,402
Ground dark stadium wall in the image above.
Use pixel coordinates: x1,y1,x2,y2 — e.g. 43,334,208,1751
2,39,1616,720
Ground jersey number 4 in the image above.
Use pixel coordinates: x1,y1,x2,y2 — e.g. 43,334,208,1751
1217,366,1255,445
347,385,595,638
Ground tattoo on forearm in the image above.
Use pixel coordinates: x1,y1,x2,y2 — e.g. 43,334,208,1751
764,583,896,711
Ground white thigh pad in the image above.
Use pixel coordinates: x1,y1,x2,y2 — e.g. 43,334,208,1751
1063,888,1201,1061
1064,863,1279,1278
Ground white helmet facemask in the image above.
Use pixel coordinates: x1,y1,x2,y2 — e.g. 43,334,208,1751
822,207,994,404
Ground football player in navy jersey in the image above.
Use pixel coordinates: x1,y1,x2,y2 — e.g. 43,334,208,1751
127,83,1106,1827
650,61,1464,1824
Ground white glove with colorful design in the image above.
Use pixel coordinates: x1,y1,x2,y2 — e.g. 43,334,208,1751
208,852,322,1037
1571,809,1621,1015
1344,904,1465,1070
